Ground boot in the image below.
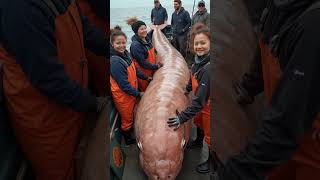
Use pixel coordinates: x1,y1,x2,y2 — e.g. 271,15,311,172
196,159,210,174
187,128,204,149
196,153,210,174
122,130,136,146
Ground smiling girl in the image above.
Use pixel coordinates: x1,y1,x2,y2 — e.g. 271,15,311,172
167,23,211,174
127,17,162,92
110,26,150,145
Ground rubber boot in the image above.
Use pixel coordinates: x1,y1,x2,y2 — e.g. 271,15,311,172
122,130,136,146
187,127,204,149
196,151,210,174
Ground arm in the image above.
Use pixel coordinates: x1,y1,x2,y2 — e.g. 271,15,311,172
76,3,108,58
164,8,168,22
205,13,210,27
151,9,154,23
110,58,140,97
217,12,320,179
233,46,264,105
181,11,191,34
2,1,96,112
178,70,210,122
136,68,149,80
171,13,174,26
130,43,158,70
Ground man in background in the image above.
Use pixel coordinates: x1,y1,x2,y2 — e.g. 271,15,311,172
192,0,210,27
171,0,191,58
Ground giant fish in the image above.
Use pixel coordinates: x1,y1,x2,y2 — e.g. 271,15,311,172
134,26,192,180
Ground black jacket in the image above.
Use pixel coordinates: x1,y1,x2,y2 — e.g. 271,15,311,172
151,4,168,25
130,35,158,70
179,53,210,122
218,1,320,179
110,47,148,97
171,7,191,35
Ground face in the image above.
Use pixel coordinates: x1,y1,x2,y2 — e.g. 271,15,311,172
174,2,180,10
155,1,160,8
198,3,205,12
193,33,210,56
137,25,148,39
112,35,127,54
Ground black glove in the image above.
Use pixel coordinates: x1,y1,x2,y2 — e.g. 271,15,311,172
157,62,163,69
232,81,254,106
95,96,108,113
167,110,186,130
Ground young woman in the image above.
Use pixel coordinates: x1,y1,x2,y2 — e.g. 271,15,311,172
110,26,151,145
127,17,162,92
167,23,211,174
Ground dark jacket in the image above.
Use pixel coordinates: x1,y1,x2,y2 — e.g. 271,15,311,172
179,53,210,122
191,8,210,27
110,47,148,97
151,4,168,25
171,7,191,35
130,35,158,70
218,1,320,179
0,0,108,112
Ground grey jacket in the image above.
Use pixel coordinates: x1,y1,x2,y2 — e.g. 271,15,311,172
171,7,191,35
192,9,210,27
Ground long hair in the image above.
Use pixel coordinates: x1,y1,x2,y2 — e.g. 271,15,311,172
189,23,210,53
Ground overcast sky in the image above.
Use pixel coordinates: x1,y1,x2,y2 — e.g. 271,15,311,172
111,0,208,9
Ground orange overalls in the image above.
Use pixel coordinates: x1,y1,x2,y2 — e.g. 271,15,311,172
78,0,109,96
192,63,211,148
110,57,138,131
259,37,320,180
0,1,87,179
133,47,156,92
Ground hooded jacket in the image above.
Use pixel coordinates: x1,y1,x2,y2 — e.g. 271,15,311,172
218,0,320,179
151,4,168,25
171,7,191,35
191,8,210,27
110,47,148,97
179,53,210,122
130,35,158,70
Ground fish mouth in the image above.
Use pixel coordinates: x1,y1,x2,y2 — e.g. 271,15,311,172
139,156,182,180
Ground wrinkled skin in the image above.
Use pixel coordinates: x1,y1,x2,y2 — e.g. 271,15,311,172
212,0,265,162
135,27,191,180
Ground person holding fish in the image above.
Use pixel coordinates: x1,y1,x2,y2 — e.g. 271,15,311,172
127,17,162,92
110,26,151,145
167,23,211,174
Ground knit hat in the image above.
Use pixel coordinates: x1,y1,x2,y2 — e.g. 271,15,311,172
198,0,205,6
131,21,146,34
